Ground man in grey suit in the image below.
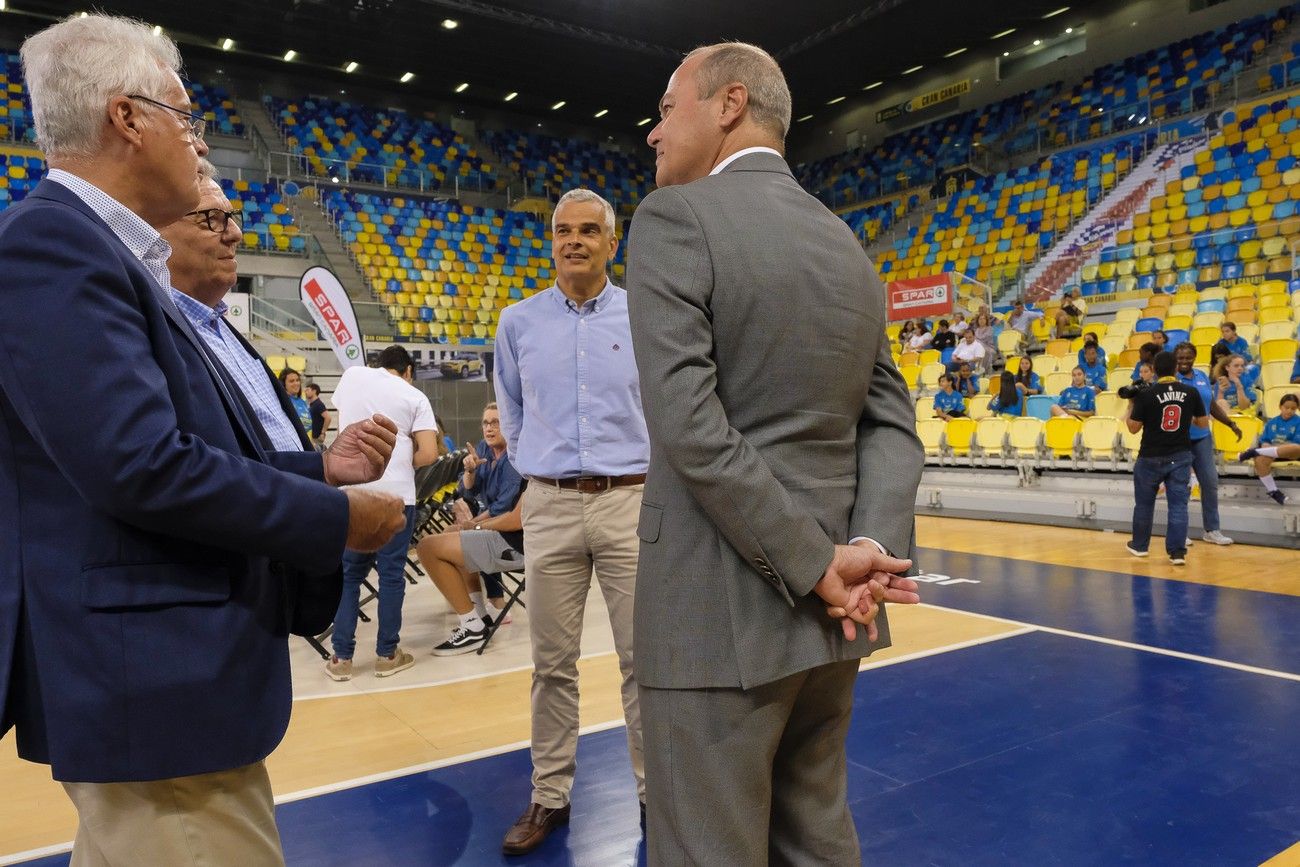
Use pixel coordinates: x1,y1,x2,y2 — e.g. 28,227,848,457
627,42,925,864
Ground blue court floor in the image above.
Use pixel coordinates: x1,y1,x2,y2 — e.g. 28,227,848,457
22,551,1300,866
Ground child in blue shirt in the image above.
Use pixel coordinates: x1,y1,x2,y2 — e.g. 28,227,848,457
1076,331,1107,368
1051,367,1097,418
953,362,981,400
1212,354,1258,414
1079,344,1107,393
1214,322,1251,363
1013,356,1042,396
1239,392,1300,505
989,371,1024,417
932,374,966,420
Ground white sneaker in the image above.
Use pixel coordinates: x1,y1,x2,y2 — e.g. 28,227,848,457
1184,538,1194,548
1202,530,1234,546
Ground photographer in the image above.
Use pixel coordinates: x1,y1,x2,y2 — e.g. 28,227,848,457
1121,351,1209,565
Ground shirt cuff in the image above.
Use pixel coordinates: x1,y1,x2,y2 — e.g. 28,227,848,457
848,536,887,555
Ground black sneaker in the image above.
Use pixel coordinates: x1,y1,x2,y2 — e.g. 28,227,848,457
433,623,487,656
1269,489,1288,506
1238,448,1258,462
1169,551,1186,565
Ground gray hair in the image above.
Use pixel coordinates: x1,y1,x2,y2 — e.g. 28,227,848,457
21,14,183,160
686,42,792,141
552,188,616,237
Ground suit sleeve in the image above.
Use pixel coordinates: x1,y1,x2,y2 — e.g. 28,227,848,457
848,281,925,561
0,207,348,575
627,187,834,602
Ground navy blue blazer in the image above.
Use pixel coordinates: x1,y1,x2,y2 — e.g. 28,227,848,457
0,179,350,783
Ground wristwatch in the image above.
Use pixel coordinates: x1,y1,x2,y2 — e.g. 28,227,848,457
474,523,482,531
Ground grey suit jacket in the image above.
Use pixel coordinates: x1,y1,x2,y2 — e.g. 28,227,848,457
626,151,923,690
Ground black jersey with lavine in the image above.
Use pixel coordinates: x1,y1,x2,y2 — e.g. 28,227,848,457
1131,379,1206,458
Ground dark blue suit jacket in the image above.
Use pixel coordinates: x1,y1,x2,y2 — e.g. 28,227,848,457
0,179,350,782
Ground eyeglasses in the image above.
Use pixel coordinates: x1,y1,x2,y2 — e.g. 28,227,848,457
127,94,206,141
187,208,242,234
481,419,500,428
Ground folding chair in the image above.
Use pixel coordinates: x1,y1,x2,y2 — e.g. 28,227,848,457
477,568,525,655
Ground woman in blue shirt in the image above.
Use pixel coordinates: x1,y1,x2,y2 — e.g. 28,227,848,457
1076,331,1107,368
1014,356,1042,397
1239,392,1300,505
279,367,313,434
932,374,966,420
1079,344,1108,393
1051,367,1097,419
989,371,1024,417
1212,354,1258,415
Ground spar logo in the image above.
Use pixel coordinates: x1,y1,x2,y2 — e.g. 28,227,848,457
304,277,354,345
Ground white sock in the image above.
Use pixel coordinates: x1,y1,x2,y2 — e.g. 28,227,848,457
468,591,486,617
459,611,485,630
1261,474,1279,492
1257,446,1279,458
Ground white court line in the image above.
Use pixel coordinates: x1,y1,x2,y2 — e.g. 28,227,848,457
919,602,1300,683
858,626,1037,672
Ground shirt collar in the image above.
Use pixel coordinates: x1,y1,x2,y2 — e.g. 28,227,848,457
549,279,615,314
46,168,172,265
169,287,228,333
710,146,782,176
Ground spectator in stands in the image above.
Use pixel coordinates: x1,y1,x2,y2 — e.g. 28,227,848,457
1077,331,1106,368
418,403,526,654
950,311,970,335
954,361,981,400
495,188,648,853
326,345,440,681
1055,288,1087,339
1132,342,1160,381
279,367,313,433
1174,342,1238,546
1079,344,1108,393
898,319,918,351
931,319,957,352
1122,351,1208,565
1007,299,1044,335
1212,354,1258,415
434,413,455,456
989,371,1024,417
907,320,933,351
948,327,987,375
972,311,998,370
1135,360,1155,384
1292,349,1300,384
1214,321,1251,363
1150,330,1169,353
933,374,966,420
1051,367,1097,419
1240,393,1300,505
1014,356,1042,396
305,382,329,450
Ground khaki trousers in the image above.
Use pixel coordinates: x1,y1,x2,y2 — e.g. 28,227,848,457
521,481,644,808
61,761,283,867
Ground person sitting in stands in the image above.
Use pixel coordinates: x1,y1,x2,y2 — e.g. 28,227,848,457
948,328,987,375
1134,360,1155,384
989,371,1024,417
1132,342,1160,381
972,311,998,372
950,312,969,335
907,321,934,352
1051,367,1097,419
1079,344,1108,394
1150,330,1168,354
1076,331,1106,368
932,374,966,420
1007,299,1044,336
1055,288,1086,339
898,319,918,352
1212,353,1258,415
1213,321,1251,363
931,319,958,352
954,362,981,400
1013,356,1042,396
1239,392,1300,506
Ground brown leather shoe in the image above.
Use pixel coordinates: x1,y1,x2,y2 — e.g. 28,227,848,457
502,802,571,855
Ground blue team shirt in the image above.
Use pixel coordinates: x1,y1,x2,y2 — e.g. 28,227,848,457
1261,415,1300,445
1057,386,1096,412
1217,336,1250,361
1215,377,1258,407
1016,372,1043,393
1077,346,1107,368
990,392,1024,416
933,390,966,415
955,374,981,396
1176,369,1214,442
1079,359,1108,391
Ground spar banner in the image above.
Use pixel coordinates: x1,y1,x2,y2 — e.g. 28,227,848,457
299,266,365,368
887,274,954,321
876,79,971,123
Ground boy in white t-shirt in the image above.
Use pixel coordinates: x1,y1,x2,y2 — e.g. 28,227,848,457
325,346,440,680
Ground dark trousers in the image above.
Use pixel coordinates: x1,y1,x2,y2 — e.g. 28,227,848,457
1131,452,1194,557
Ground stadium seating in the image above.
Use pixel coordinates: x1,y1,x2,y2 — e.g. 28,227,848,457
481,128,653,212
0,52,33,144
222,178,304,253
188,81,244,138
0,148,43,206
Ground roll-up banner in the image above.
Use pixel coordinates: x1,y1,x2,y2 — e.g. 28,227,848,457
299,266,365,368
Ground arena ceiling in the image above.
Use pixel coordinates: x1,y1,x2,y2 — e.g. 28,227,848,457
9,0,1119,130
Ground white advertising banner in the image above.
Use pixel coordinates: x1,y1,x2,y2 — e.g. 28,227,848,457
224,291,250,335
299,267,365,368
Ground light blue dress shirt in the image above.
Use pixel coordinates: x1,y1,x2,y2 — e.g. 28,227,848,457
494,281,650,478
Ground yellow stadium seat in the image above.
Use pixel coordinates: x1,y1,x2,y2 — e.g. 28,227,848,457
920,363,946,391
967,394,993,420
997,329,1024,355
1260,321,1297,342
1094,392,1124,417
917,418,946,456
1260,339,1298,364
1032,355,1059,376
1081,416,1121,465
1107,369,1134,390
1264,385,1297,417
1007,417,1043,457
974,417,1010,465
900,365,921,389
1043,417,1081,461
1044,371,1072,394
1260,360,1294,390
944,417,977,457
915,399,934,422
1191,311,1224,329
1213,414,1260,459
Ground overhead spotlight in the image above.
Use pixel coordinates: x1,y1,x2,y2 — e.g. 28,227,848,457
504,92,518,102
991,28,1015,39
400,72,414,83
79,11,87,17
1127,113,1135,121
902,65,923,74
1033,39,1042,46
797,114,814,122
1138,115,1148,124
551,100,566,110
152,25,162,36
827,96,846,105
441,18,458,29
944,47,968,58
1042,6,1070,17
221,37,234,51
283,49,297,62
1065,27,1073,34
1003,51,1010,57
455,82,469,93
344,61,358,73
636,117,652,127
863,81,884,90
594,108,609,118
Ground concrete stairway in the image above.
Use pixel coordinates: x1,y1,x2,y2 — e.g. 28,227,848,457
290,195,392,340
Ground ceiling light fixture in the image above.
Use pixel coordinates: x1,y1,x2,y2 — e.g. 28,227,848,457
1033,39,1042,46
1065,27,1074,34
636,117,652,126
863,81,884,91
1003,51,1010,57
455,82,469,93
441,18,458,29
551,100,566,110
944,47,968,58
797,114,814,122
827,96,846,105
991,28,1015,39
221,37,234,51
344,60,358,73
283,49,297,62
400,72,414,83
594,108,608,118
1042,6,1070,18
902,65,923,74
504,92,517,101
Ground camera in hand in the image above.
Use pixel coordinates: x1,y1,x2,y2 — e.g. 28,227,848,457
1117,381,1151,400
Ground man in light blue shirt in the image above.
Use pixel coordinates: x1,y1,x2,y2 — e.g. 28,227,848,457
1173,342,1237,545
494,188,649,854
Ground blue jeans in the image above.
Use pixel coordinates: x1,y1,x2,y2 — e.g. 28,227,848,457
1131,452,1194,557
332,505,417,659
1188,434,1220,533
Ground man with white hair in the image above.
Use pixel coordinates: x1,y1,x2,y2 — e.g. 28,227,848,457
0,15,404,865
494,188,650,854
630,42,923,863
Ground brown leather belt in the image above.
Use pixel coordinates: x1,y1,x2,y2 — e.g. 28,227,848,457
530,473,647,493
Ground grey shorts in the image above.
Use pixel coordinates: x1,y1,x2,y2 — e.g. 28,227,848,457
460,529,525,574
